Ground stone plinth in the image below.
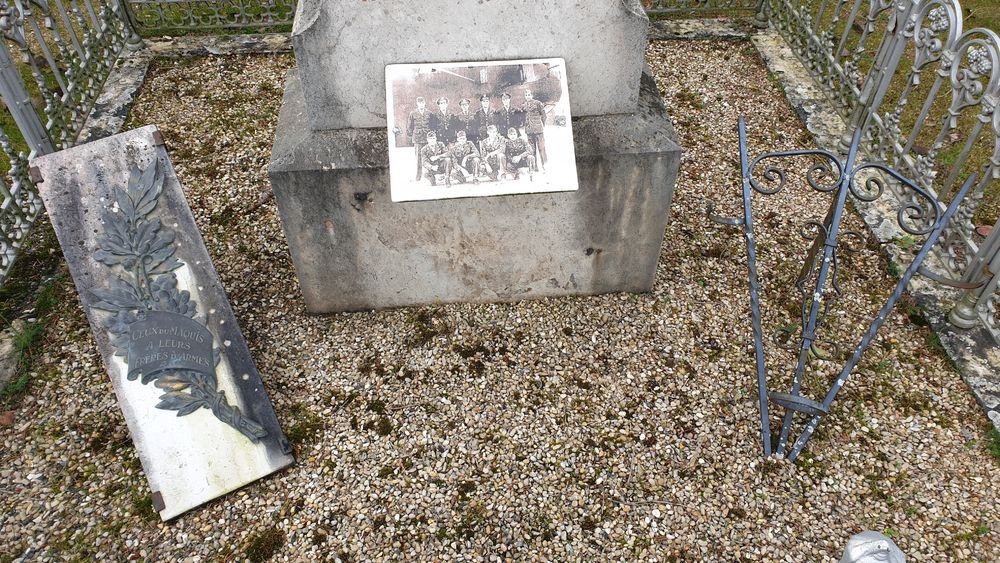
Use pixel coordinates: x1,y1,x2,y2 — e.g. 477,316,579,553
291,0,649,130
268,70,681,313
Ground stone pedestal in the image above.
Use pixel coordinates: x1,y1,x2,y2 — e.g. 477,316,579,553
269,70,681,313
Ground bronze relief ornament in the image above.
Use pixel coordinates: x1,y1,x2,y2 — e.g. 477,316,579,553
90,158,266,443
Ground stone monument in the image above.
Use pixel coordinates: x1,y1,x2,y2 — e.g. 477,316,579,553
269,0,682,313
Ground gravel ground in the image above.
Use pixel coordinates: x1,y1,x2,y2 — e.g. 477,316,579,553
2,41,999,561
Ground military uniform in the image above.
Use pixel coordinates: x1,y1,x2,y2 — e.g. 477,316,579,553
522,99,548,170
454,109,479,146
478,136,507,180
448,140,481,182
496,105,520,137
406,108,433,180
504,137,535,179
475,107,496,141
420,142,453,185
430,111,457,144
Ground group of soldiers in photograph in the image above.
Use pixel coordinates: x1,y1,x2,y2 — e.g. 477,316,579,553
403,91,553,186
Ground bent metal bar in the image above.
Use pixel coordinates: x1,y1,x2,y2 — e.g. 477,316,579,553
711,117,981,460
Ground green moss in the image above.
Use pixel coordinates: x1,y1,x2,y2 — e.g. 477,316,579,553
131,493,158,521
457,500,488,538
0,545,23,563
405,308,450,347
887,260,902,280
457,480,476,501
451,340,489,359
366,398,386,414
244,527,286,562
987,428,1000,464
924,331,951,364
899,297,929,327
375,417,393,437
284,403,324,446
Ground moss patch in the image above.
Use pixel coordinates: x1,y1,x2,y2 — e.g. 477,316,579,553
244,526,285,562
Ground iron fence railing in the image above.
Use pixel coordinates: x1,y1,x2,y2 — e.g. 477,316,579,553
768,0,1000,342
0,0,137,285
0,128,40,277
125,0,295,34
645,0,763,13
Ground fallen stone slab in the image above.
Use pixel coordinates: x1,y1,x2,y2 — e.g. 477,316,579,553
31,126,294,520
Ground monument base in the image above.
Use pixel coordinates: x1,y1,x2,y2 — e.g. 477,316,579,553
268,69,682,313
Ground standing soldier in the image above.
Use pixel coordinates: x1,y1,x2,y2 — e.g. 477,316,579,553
521,89,551,172
404,96,432,181
503,127,535,181
497,93,519,138
475,94,496,143
455,98,479,147
478,125,507,181
420,131,453,186
448,130,481,184
430,97,456,144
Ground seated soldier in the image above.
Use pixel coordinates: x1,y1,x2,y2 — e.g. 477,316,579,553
503,128,535,181
478,125,507,181
419,131,453,186
448,130,481,184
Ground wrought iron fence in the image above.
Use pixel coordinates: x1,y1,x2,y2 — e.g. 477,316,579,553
0,0,137,284
125,0,295,34
645,0,763,14
768,0,1000,342
0,128,39,277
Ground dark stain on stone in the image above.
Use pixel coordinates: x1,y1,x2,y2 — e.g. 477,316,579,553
351,192,370,212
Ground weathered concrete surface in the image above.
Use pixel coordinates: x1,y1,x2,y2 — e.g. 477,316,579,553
269,69,681,313
291,0,649,130
32,126,294,519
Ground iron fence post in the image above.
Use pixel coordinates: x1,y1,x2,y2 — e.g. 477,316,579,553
949,223,1000,329
115,0,144,49
0,40,53,157
753,0,768,29
836,0,916,154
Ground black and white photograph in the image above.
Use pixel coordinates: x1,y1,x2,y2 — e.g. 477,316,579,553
386,58,578,202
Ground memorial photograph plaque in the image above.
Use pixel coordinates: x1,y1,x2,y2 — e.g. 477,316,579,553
386,58,579,202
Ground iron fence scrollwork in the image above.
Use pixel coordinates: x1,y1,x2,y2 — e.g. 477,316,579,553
768,0,1000,341
125,0,295,33
710,117,980,459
